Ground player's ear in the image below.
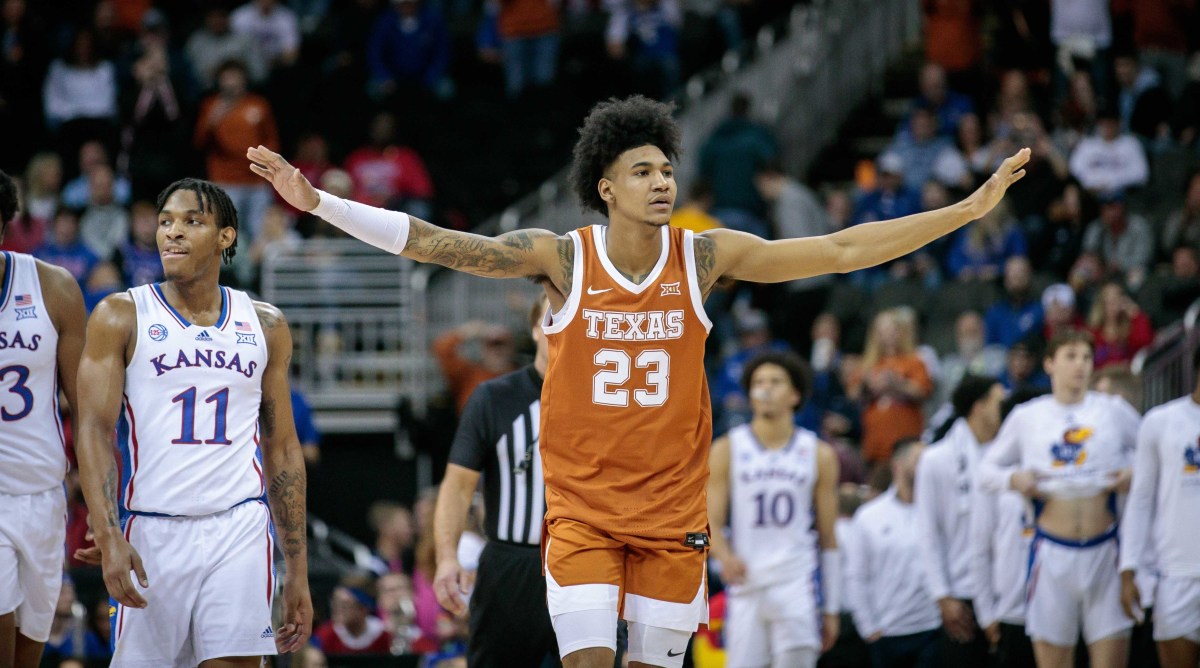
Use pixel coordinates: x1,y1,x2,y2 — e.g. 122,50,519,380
598,177,614,205
218,226,236,252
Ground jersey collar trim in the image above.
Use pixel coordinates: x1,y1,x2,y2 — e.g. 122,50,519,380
0,251,12,312
592,224,669,294
151,283,230,330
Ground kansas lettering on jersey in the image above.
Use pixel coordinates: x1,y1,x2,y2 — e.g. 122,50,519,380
540,224,712,541
119,284,268,517
0,252,67,495
729,425,819,589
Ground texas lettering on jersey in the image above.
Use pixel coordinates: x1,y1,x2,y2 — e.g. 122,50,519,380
581,308,685,341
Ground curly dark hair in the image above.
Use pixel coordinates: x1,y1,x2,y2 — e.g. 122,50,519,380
569,96,681,214
0,170,18,232
156,178,239,265
740,351,813,410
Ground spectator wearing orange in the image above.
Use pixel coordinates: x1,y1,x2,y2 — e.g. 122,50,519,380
669,180,722,233
433,321,517,415
193,59,279,241
496,0,560,98
1089,280,1154,369
853,309,933,465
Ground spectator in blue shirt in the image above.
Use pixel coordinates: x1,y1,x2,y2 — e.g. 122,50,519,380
368,0,452,98
852,152,922,226
606,0,682,99
984,256,1044,347
34,208,98,284
114,201,165,288
292,387,322,465
900,63,975,140
945,199,1028,281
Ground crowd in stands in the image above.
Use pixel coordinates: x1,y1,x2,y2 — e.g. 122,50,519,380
13,0,1200,665
1,0,790,303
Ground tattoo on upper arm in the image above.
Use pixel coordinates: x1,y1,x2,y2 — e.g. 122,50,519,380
556,237,574,294
267,469,306,560
260,398,276,438
503,231,535,251
694,235,717,293
255,304,282,331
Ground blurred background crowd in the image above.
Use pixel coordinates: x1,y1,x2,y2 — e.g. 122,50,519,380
4,0,1200,665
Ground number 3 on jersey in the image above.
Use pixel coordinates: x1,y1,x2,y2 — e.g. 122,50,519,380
592,348,669,407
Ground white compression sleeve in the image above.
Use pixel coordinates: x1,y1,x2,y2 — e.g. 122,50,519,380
309,189,411,255
821,549,841,615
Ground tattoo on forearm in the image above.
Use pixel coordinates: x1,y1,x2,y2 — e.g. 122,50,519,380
260,398,276,438
405,219,526,275
103,464,119,528
694,235,717,293
268,468,307,560
556,237,574,294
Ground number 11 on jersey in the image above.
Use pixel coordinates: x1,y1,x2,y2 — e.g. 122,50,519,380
171,386,232,445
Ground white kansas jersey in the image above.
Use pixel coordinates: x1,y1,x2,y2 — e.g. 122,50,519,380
0,252,66,495
119,284,268,517
729,424,819,589
979,392,1139,500
1119,396,1200,578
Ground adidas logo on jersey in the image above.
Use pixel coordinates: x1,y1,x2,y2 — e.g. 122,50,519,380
581,308,685,341
195,331,213,342
260,626,274,639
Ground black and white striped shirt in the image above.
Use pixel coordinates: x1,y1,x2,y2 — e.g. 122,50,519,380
448,365,544,545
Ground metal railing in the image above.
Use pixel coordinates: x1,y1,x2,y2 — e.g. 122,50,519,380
418,0,922,338
1134,299,1200,409
261,239,427,433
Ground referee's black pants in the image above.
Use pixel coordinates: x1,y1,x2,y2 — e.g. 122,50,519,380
469,540,559,668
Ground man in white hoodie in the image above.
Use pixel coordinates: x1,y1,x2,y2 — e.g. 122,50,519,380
914,375,1006,664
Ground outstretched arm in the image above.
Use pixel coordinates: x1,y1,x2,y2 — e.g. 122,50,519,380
246,146,570,292
697,149,1030,289
256,302,313,653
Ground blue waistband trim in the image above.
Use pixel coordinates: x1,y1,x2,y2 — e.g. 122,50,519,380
128,496,262,518
1034,524,1118,548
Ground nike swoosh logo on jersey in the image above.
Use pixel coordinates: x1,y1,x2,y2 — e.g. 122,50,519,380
587,286,613,295
667,649,684,657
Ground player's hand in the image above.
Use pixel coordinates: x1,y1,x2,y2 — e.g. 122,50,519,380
247,145,320,212
1119,571,1144,624
939,598,976,642
716,554,747,587
276,572,313,653
1010,470,1040,498
74,527,103,565
434,558,475,616
821,613,840,652
866,631,883,643
96,531,149,609
963,148,1030,221
985,622,1001,647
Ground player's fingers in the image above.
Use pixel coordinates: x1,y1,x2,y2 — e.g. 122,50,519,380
248,164,272,180
1008,169,1027,184
131,551,150,588
459,569,476,594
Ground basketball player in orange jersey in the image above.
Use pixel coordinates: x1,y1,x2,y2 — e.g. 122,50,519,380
248,96,1029,668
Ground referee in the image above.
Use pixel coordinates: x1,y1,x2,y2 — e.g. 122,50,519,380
433,295,557,667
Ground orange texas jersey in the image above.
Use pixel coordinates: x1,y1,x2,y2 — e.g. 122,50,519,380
540,224,713,543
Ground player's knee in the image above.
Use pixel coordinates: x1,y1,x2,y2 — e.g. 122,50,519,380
625,621,692,668
551,608,618,659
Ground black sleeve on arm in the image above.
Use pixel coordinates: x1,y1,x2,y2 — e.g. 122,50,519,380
447,383,492,472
